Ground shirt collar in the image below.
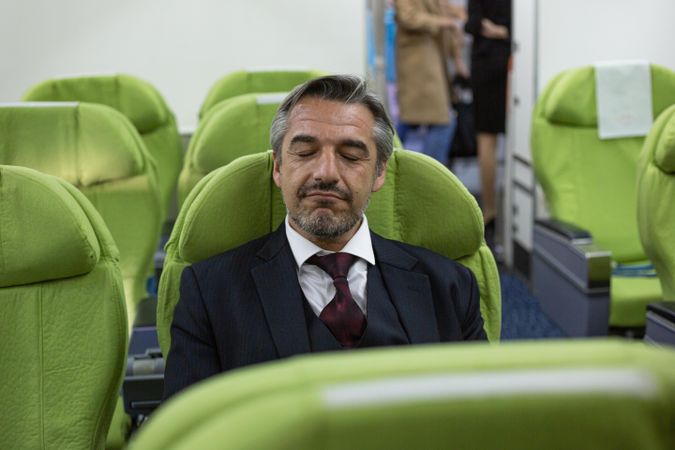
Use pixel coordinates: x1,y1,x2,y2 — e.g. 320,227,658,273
285,215,376,268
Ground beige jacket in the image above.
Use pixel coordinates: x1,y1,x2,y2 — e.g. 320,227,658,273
395,0,457,124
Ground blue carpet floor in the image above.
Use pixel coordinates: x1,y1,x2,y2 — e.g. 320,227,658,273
499,272,566,340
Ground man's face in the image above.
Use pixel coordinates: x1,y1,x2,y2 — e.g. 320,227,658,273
273,97,387,244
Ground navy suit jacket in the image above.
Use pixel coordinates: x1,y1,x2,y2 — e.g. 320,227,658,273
164,224,486,399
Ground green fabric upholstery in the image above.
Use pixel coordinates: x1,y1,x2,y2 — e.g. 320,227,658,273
611,274,666,324
23,74,183,214
0,103,162,325
0,103,145,187
0,165,127,450
178,92,286,205
0,162,99,287
638,104,675,300
130,339,675,450
106,397,132,450
158,150,500,355
532,64,675,326
198,69,325,119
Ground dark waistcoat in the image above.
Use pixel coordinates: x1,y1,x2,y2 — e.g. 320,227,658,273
303,265,411,351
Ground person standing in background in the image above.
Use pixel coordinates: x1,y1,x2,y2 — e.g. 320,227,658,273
465,0,511,246
394,0,467,166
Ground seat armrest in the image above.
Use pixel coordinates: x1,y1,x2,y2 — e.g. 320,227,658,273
534,219,611,291
125,298,164,419
123,347,165,417
536,218,592,241
647,302,675,322
532,220,612,336
645,302,675,347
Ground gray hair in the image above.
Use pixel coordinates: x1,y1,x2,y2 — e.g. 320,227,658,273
270,75,395,174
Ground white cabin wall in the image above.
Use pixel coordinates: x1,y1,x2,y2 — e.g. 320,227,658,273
0,0,366,130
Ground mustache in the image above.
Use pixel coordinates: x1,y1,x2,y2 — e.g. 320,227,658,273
297,181,352,201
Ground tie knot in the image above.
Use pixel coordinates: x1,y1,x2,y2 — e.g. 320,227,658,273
307,252,357,280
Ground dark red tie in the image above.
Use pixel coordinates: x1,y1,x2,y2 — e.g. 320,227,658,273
307,252,366,348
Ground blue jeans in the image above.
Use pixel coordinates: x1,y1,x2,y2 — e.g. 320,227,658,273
398,117,457,166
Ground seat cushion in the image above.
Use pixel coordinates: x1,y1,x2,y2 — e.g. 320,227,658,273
610,275,663,327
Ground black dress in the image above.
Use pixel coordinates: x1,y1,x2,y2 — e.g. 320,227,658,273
465,0,512,134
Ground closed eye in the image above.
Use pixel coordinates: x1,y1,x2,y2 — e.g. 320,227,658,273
289,135,318,151
340,152,361,162
289,135,318,157
338,139,370,161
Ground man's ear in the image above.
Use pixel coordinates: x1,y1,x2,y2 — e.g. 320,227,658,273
272,152,282,188
371,162,387,193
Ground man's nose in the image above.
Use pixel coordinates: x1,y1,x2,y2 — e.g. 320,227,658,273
313,150,339,181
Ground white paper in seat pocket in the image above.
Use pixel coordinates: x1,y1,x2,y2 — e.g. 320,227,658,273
594,60,653,140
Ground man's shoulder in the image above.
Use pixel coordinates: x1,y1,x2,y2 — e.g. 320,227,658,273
373,232,471,276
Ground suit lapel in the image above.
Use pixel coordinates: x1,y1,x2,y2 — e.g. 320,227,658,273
251,225,311,358
372,233,440,343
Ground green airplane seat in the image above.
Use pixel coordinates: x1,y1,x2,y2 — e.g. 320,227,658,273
158,150,501,356
638,104,675,346
23,74,183,216
638,103,675,301
0,165,127,450
198,68,325,119
531,64,675,335
0,103,162,327
178,92,287,205
129,339,675,450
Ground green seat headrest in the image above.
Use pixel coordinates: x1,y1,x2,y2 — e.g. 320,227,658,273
0,165,101,287
189,93,286,174
23,74,170,134
542,64,675,127
638,104,675,300
0,103,147,187
652,106,675,173
199,69,325,118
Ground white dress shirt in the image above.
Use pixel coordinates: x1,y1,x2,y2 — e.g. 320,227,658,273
285,215,375,317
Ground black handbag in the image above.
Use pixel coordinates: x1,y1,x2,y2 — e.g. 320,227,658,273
449,75,477,159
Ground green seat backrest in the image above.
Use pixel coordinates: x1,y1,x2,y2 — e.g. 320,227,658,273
22,74,183,213
532,64,675,264
0,165,127,450
158,150,500,354
0,103,162,325
130,339,675,450
178,92,286,205
638,104,675,299
198,69,325,119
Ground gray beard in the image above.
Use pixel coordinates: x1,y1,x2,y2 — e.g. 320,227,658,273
290,209,362,241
